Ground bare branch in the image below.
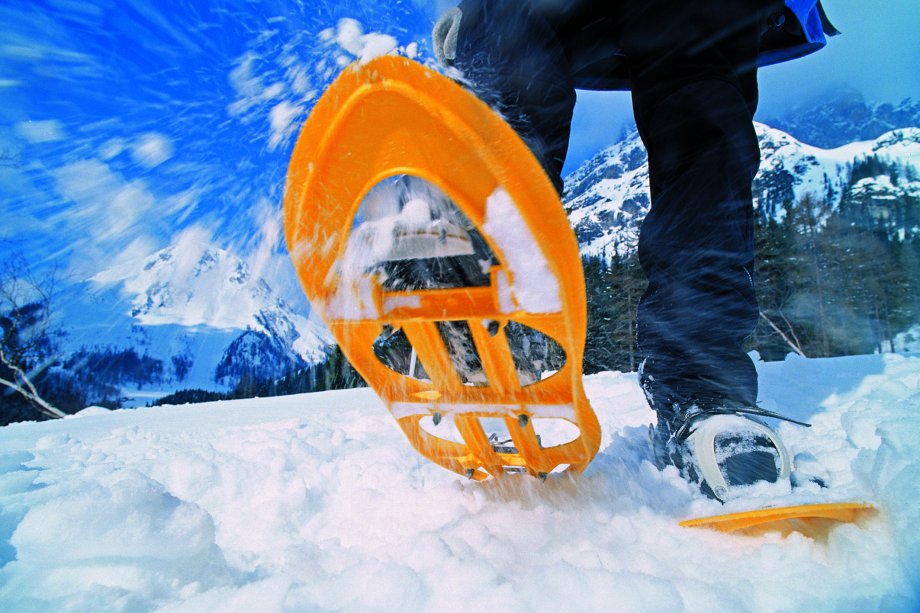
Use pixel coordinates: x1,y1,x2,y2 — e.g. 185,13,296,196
0,346,66,418
0,257,66,419
779,309,804,354
760,311,807,358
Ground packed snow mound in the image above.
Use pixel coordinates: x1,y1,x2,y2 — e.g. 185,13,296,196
68,406,112,419
0,353,918,611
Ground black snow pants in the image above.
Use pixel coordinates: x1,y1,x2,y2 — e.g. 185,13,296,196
449,0,781,421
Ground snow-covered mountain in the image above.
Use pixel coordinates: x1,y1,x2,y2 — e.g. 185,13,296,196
55,241,333,405
564,125,920,257
764,87,920,149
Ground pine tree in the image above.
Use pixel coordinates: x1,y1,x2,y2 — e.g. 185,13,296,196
786,193,834,356
582,250,645,374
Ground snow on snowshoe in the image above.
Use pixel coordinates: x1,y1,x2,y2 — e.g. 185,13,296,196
284,56,600,480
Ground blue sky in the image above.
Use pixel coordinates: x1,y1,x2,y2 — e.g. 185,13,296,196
1,0,433,304
1,0,917,309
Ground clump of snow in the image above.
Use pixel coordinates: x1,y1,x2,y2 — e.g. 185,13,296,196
1,353,916,610
483,187,562,313
226,16,423,154
325,179,476,321
99,137,126,160
382,295,422,313
267,101,304,151
324,274,379,321
68,406,112,419
327,18,398,65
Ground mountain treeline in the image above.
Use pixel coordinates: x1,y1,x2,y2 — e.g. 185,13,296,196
583,157,920,373
154,345,365,407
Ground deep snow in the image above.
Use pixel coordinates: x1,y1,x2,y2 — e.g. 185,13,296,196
0,352,918,611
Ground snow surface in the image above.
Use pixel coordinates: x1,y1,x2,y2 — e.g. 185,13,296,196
895,324,920,353
1,353,918,611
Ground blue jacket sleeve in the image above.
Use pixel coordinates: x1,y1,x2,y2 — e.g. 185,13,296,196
759,0,839,66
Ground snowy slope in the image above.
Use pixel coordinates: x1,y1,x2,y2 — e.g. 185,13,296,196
564,125,920,257
88,239,331,362
55,240,333,403
1,353,917,611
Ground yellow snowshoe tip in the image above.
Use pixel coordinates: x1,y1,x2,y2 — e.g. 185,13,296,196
284,56,601,480
680,502,876,535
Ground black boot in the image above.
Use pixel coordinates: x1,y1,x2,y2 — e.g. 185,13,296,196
641,364,800,501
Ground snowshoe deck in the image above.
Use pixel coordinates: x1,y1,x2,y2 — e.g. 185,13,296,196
681,502,876,535
284,56,600,480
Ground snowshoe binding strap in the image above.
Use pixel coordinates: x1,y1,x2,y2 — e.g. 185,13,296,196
683,414,792,501
673,405,811,443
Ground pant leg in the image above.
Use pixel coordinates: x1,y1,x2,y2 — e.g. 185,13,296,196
452,0,577,194
449,0,773,419
617,1,779,418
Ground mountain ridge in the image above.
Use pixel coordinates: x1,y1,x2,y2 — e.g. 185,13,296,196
51,240,334,406
763,86,920,149
563,124,920,258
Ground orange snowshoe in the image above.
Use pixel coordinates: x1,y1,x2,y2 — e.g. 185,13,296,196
284,56,600,480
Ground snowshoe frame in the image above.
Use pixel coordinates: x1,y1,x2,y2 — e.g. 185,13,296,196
284,56,601,480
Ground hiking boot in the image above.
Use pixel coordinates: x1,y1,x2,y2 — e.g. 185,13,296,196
650,404,797,501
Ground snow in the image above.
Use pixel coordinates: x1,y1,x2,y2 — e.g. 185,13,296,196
330,18,398,65
894,324,920,353
90,240,308,341
52,158,158,253
267,101,304,151
14,119,65,143
483,187,562,313
69,406,111,419
1,353,918,610
756,125,920,202
53,239,333,402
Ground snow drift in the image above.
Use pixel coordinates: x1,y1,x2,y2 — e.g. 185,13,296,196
0,353,918,611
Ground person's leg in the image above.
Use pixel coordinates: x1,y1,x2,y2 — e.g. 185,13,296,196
450,0,577,193
616,1,787,476
447,0,768,418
